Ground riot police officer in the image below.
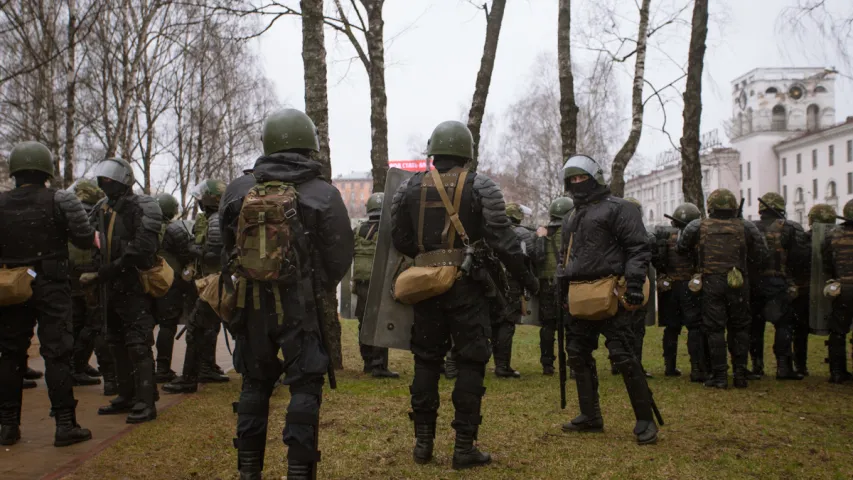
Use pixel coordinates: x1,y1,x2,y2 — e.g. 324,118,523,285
68,179,110,388
92,157,163,423
823,199,853,384
557,155,658,445
352,192,399,378
391,121,539,469
535,197,572,376
223,109,353,480
653,203,705,381
0,141,96,446
678,189,767,389
164,180,229,394
624,197,656,378
153,193,194,383
748,192,807,381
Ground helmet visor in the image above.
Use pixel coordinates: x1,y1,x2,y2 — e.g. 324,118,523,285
91,159,133,186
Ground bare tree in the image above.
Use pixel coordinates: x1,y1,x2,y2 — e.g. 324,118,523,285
680,0,709,215
558,0,578,159
779,0,853,67
466,0,506,172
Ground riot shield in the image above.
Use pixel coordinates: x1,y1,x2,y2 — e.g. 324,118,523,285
645,266,657,326
339,266,352,318
809,223,832,335
360,168,415,351
520,294,541,326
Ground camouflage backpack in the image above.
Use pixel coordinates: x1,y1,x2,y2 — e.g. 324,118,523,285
235,181,301,281
352,221,379,282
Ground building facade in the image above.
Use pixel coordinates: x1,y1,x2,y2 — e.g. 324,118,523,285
332,171,372,222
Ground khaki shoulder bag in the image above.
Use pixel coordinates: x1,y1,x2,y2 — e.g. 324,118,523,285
564,232,620,321
394,168,469,305
0,266,36,306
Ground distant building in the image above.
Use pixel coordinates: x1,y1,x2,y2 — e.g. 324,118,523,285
333,171,372,221
0,153,11,192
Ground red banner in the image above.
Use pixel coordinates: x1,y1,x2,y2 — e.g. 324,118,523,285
388,159,430,172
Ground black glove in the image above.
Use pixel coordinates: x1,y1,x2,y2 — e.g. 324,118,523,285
524,271,540,296
623,285,645,306
97,260,122,283
189,244,204,259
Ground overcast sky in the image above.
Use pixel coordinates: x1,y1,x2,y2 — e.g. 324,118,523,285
255,0,853,178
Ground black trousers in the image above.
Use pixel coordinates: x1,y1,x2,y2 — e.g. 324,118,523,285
409,278,490,433
353,281,388,371
71,291,113,376
538,279,559,367
232,280,328,468
180,299,220,378
827,286,853,367
0,278,77,425
153,279,191,373
790,290,810,368
658,280,703,365
490,294,517,367
702,275,751,375
104,281,157,406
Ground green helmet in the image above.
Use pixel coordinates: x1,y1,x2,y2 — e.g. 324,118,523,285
192,179,226,208
706,188,738,213
758,192,786,214
843,199,853,220
156,193,179,220
808,204,836,226
426,121,474,159
8,141,54,177
72,179,104,205
262,108,320,156
673,202,701,226
549,197,574,219
563,154,606,188
92,157,134,186
366,192,384,215
506,203,524,222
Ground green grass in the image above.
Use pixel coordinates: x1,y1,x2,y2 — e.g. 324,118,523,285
67,320,853,480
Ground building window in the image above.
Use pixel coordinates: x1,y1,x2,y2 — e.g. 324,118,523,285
796,188,804,203
829,145,835,166
747,188,752,206
807,104,820,131
848,140,852,163
782,158,787,176
783,185,788,201
848,172,853,194
739,164,743,181
815,85,827,94
813,179,818,199
812,149,818,169
747,162,751,180
772,105,787,131
766,87,778,95
796,154,802,173
828,181,837,198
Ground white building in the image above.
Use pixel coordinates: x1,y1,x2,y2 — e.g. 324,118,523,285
626,66,852,226
625,145,740,227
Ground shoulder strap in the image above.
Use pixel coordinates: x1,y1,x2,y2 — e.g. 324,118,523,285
562,212,575,268
428,168,470,247
365,222,377,241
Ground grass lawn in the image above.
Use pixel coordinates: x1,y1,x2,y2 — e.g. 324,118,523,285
67,319,853,480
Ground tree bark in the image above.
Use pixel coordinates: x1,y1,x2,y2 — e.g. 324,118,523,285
558,0,578,160
63,0,77,187
301,0,342,369
609,0,651,198
363,0,388,193
466,0,506,172
301,0,333,181
680,0,709,215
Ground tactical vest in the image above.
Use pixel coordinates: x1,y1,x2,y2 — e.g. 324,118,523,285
200,212,222,275
0,186,67,265
829,226,853,282
158,222,182,273
698,218,745,275
413,166,473,264
665,229,693,281
101,200,133,262
353,220,378,282
539,229,563,280
758,219,788,277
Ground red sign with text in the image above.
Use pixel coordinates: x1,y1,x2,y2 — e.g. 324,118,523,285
388,159,430,172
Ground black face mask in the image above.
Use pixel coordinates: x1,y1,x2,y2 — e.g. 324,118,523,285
98,180,128,200
567,177,598,200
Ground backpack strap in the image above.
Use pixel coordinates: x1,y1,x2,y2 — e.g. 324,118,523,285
428,167,470,247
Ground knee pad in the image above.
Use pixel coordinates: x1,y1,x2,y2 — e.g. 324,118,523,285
289,379,323,399
237,394,271,418
566,353,589,370
284,412,322,463
451,381,486,413
455,360,486,378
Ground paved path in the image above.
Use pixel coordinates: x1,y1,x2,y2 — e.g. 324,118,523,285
0,328,234,480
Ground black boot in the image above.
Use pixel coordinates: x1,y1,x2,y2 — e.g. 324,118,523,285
98,395,135,415
164,375,199,393
827,335,852,384
793,327,809,376
155,368,177,384
689,361,707,383
412,423,436,464
286,463,314,480
198,363,230,383
54,404,93,447
237,450,264,480
616,357,659,445
732,366,749,389
72,372,101,386
494,361,520,378
82,365,101,377
562,359,603,433
776,356,804,381
542,364,554,376
0,409,21,446
371,357,400,379
451,429,491,470
748,350,764,380
25,366,43,380
664,356,682,377
22,379,37,389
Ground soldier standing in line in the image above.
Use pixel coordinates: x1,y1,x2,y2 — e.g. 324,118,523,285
822,200,853,384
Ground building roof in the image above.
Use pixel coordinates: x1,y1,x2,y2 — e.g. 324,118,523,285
731,67,834,86
334,171,372,181
773,116,853,152
626,148,740,184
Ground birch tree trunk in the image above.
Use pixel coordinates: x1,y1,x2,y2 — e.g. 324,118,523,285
680,0,709,215
558,0,578,160
609,0,651,198
363,0,388,193
63,0,77,186
466,0,506,171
